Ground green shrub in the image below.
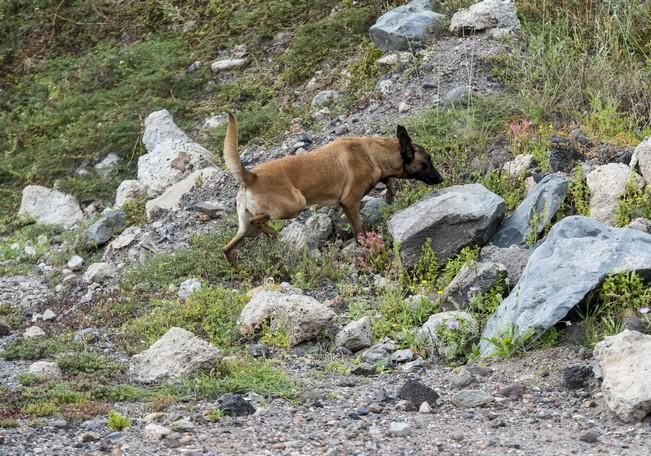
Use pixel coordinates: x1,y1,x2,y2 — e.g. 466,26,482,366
107,410,131,431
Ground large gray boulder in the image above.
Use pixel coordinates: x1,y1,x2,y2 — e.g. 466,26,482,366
480,216,651,356
83,209,127,247
388,184,506,267
450,0,521,35
369,0,446,52
491,174,568,248
594,330,651,422
18,185,84,229
587,163,643,225
138,110,211,194
129,327,220,384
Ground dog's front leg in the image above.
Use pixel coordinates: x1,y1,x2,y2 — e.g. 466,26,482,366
341,200,363,237
383,178,396,204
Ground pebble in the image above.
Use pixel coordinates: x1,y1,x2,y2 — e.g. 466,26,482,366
144,423,171,440
452,369,476,388
42,309,56,321
452,390,494,408
389,421,410,437
419,401,433,414
171,418,195,433
79,432,100,443
579,429,600,443
356,407,369,416
399,380,439,408
23,325,46,338
498,383,526,400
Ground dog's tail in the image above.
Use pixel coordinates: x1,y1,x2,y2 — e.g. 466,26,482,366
224,113,255,186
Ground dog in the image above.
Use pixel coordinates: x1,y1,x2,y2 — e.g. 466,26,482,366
222,113,443,261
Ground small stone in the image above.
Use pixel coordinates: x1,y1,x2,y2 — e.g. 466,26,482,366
67,255,85,271
210,58,249,73
400,358,424,372
351,362,377,376
83,262,118,284
562,365,593,390
391,349,414,363
579,429,600,443
419,401,433,414
28,361,62,379
24,325,46,338
422,80,437,90
389,421,410,437
42,309,56,321
0,319,10,336
399,380,439,408
79,432,100,443
395,399,417,412
452,390,494,408
143,412,167,424
398,102,410,113
144,423,171,440
217,393,256,417
452,369,476,388
52,419,69,429
24,245,36,256
356,407,369,416
178,278,201,300
170,418,195,433
191,201,226,218
497,383,526,400
368,403,384,414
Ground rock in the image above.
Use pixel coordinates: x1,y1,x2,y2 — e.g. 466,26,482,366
0,319,10,336
83,209,127,247
279,222,308,252
24,325,46,338
548,136,586,173
478,244,530,284
626,217,651,234
562,365,593,390
480,216,651,356
398,101,410,113
351,362,378,376
238,291,336,346
74,328,102,344
388,184,506,267
399,380,439,408
108,230,138,251
491,174,569,247
311,90,341,109
419,401,433,413
178,278,201,300
443,85,471,106
52,419,69,429
138,110,211,194
128,327,221,384
94,152,120,178
146,167,218,219
144,423,171,440
67,255,84,271
400,357,425,373
587,163,643,225
115,180,146,208
391,348,414,363
361,197,388,227
305,213,333,243
360,342,395,366
18,185,84,229
202,114,227,130
593,330,651,421
579,430,600,443
170,418,195,433
632,137,651,182
388,421,411,437
191,200,226,218
377,52,411,65
502,154,533,178
335,316,373,352
83,262,118,283
79,431,100,443
42,309,56,321
420,311,479,359
369,0,446,52
450,0,521,34
217,393,256,417
28,361,62,379
210,58,249,73
452,369,476,388
439,261,507,310
452,390,494,408
497,383,526,399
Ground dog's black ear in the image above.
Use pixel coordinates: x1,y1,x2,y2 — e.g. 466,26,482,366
397,125,415,164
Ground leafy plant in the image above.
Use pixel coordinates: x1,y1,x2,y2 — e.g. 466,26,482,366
107,410,131,431
482,324,536,359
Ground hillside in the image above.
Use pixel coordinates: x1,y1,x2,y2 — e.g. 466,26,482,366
1,1,651,455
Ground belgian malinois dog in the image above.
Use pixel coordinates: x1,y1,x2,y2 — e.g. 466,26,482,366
222,113,443,262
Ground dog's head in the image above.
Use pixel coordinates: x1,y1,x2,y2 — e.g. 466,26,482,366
397,125,443,185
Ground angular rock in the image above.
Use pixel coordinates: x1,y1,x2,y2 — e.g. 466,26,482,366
502,154,533,178
335,316,372,352
305,213,333,245
18,185,84,229
144,423,171,440
115,180,146,208
450,0,521,34
42,309,56,321
145,167,218,219
128,327,221,384
28,361,62,379
361,197,388,227
170,418,195,433
452,389,494,407
632,137,651,183
587,163,643,225
191,200,226,218
399,380,439,408
443,85,471,106
626,217,651,234
594,330,651,422
351,362,378,376
237,291,336,346
83,262,118,283
0,319,10,336
279,222,308,252
83,209,127,247
360,341,396,366
478,244,530,284
420,311,479,359
452,369,476,388
439,261,507,310
391,348,414,363
94,152,120,178
389,421,411,437
178,278,201,300
369,0,446,52
138,110,211,194
491,174,568,247
387,183,506,267
24,325,46,338
562,365,593,390
67,255,84,271
217,393,256,417
481,216,651,356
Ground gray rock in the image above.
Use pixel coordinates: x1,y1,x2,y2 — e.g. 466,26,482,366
170,418,195,433
178,278,201,300
361,197,388,227
83,262,118,283
192,200,226,218
594,330,651,422
145,167,218,219
79,431,100,443
67,255,84,271
388,184,506,267
361,342,396,366
351,362,378,376
400,357,425,372
491,174,569,248
443,85,472,106
335,316,373,352
18,185,84,229
138,110,212,194
0,319,10,336
217,393,256,417
562,365,593,390
83,209,127,247
420,311,479,359
128,327,221,384
391,348,414,363
311,90,341,109
632,136,651,182
279,222,308,251
238,291,336,346
419,401,433,413
305,213,334,246
502,154,533,178
452,389,494,407
28,361,62,379
481,216,651,356
389,421,411,437
626,217,651,234
452,369,476,388
579,430,600,443
587,163,643,225
369,0,446,52
115,180,146,208
210,58,249,73
144,423,171,440
94,152,120,178
24,325,46,338
548,136,586,173
42,309,56,321
399,380,439,408
439,261,507,310
450,0,521,34
478,244,530,284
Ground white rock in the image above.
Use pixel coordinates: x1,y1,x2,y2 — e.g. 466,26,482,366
67,255,84,271
398,101,410,113
128,327,221,384
83,262,118,283
144,423,172,440
115,180,146,208
94,152,120,177
28,361,62,379
178,278,202,300
202,114,227,130
145,167,218,219
24,326,46,338
502,154,533,177
389,421,410,437
378,79,394,95
587,163,644,225
335,316,372,352
450,0,521,34
108,232,137,251
42,309,56,321
419,401,433,413
279,222,308,251
594,330,651,422
238,291,336,346
210,58,249,73
633,137,651,183
18,185,84,229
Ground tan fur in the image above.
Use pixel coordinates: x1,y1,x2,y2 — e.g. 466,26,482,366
222,113,439,262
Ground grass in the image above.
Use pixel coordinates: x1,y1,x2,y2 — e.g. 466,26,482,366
107,410,131,431
1,335,79,361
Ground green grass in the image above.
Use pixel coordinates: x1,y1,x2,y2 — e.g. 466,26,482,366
1,335,79,361
107,410,131,431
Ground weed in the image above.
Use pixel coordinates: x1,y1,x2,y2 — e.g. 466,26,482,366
434,317,478,363
260,322,291,349
57,352,122,376
482,324,536,359
204,408,225,422
566,165,591,216
478,170,526,211
372,288,438,341
615,178,651,227
23,401,58,417
16,373,41,387
1,336,78,361
107,410,131,431
324,360,350,375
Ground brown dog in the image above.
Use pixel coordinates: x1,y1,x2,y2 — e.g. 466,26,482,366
222,113,443,261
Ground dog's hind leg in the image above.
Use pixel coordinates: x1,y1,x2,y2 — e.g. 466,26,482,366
223,191,259,263
250,213,277,237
